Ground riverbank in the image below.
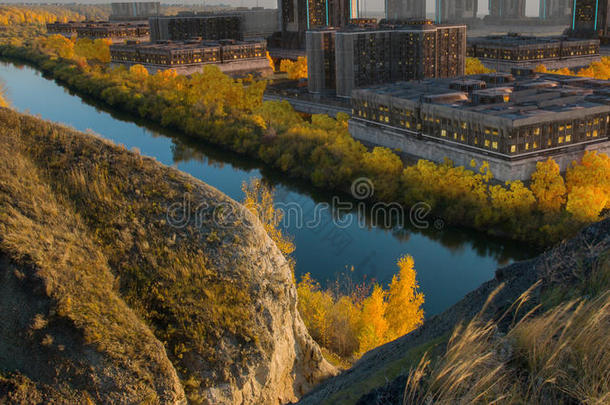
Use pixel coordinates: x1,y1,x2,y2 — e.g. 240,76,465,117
0,42,599,247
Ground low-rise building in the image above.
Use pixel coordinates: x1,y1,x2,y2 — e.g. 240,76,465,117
46,21,150,43
307,20,467,98
468,34,600,72
110,39,271,76
349,70,610,181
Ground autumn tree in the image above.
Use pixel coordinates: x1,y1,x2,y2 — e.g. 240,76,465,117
357,285,389,354
384,255,424,341
530,158,566,213
465,57,494,75
279,56,308,80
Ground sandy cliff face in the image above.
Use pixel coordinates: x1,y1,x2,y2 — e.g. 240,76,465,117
0,108,335,404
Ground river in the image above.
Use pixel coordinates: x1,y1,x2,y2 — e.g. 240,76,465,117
0,61,537,315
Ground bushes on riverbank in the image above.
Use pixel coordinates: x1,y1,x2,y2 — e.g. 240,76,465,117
0,41,607,246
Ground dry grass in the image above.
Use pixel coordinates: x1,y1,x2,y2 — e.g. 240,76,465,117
0,107,281,401
403,261,610,405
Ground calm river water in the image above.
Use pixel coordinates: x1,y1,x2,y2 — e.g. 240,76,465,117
0,61,536,315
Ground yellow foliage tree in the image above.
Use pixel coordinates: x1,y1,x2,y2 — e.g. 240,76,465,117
358,285,389,354
566,151,610,209
279,56,308,80
384,255,425,341
465,57,494,75
129,64,149,82
530,158,566,213
566,186,607,222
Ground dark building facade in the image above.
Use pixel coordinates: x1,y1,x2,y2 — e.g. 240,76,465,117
489,0,526,19
110,2,160,21
436,0,477,23
468,34,600,72
539,0,572,21
110,38,271,75
272,0,352,50
386,0,426,20
307,21,466,97
149,14,243,42
46,21,150,43
570,0,610,42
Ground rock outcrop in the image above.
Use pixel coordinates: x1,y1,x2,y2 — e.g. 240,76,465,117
0,108,335,404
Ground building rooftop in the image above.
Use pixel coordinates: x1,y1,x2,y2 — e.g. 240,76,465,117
353,71,610,123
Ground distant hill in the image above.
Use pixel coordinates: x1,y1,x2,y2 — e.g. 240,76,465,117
0,107,335,404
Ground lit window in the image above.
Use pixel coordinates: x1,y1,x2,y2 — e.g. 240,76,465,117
441,129,447,137
587,131,591,137
559,125,565,131
484,139,490,147
593,130,598,137
533,142,538,149
525,142,530,150
492,141,498,150
558,136,564,144
453,133,458,140
510,145,516,153
566,135,571,142
461,122,467,129
533,128,540,135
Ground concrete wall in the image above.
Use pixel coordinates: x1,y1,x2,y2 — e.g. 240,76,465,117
349,118,610,181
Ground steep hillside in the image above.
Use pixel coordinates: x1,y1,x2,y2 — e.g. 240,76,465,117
0,108,335,404
300,218,609,404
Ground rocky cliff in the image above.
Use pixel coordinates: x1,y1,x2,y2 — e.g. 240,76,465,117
0,108,335,404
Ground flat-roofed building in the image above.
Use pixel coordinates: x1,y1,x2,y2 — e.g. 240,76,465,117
109,39,271,76
307,20,466,97
349,70,610,181
468,34,600,72
110,2,160,21
46,21,150,43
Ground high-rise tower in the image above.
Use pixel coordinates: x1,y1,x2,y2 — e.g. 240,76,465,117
571,0,610,39
386,0,426,21
539,0,571,21
435,0,477,23
488,0,526,19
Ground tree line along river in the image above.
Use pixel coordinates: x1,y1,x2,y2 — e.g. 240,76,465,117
0,61,537,316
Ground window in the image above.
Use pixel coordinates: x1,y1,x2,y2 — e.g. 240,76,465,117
525,142,530,150
492,141,498,150
566,135,571,142
593,130,598,137
441,129,447,137
510,145,516,153
484,139,490,147
558,136,564,144
533,128,540,135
